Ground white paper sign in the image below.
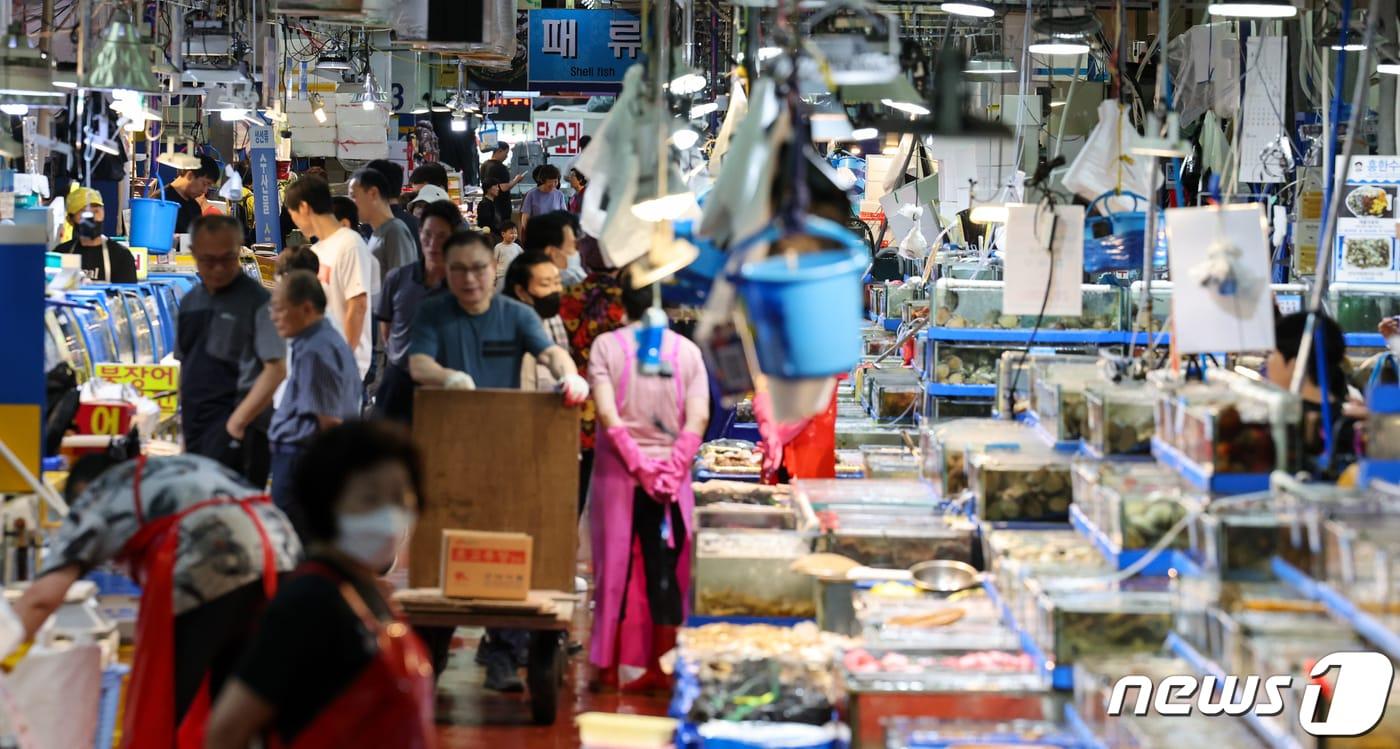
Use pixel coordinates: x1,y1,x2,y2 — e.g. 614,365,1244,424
1165,203,1276,354
1237,37,1290,184
1003,203,1085,317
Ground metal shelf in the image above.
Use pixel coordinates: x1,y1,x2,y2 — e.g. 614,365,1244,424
924,327,1126,345
1150,437,1270,495
1166,632,1303,749
1068,503,1201,578
1270,556,1400,662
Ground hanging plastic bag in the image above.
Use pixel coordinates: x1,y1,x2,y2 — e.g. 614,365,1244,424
1082,190,1149,273
1062,101,1153,214
217,163,242,202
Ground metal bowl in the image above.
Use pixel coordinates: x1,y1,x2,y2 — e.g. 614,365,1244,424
908,560,981,594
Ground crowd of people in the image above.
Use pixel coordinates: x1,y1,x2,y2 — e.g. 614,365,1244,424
18,141,711,746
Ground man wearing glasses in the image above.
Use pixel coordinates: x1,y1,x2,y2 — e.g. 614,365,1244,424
407,230,588,399
405,229,589,691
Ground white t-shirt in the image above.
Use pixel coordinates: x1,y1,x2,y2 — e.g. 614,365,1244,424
494,242,523,292
312,226,373,379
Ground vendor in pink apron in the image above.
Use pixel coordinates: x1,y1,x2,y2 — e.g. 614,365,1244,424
9,448,301,749
586,269,710,690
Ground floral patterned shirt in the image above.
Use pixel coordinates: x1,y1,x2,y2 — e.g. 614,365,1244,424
560,271,627,449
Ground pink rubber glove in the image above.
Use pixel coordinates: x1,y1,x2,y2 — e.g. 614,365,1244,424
654,431,703,502
606,426,663,492
752,392,810,483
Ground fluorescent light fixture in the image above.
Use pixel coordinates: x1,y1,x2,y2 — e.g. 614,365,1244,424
671,125,700,150
669,72,707,96
450,112,468,132
1331,42,1366,52
1379,62,1400,75
689,101,719,118
1029,40,1090,55
1207,1,1298,18
850,126,878,140
969,204,1008,224
881,98,930,116
631,191,701,223
941,2,994,18
1050,101,1066,108
0,103,28,116
758,46,783,62
964,55,1017,75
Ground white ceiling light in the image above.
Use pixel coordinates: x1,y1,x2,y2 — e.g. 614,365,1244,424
1206,1,1298,18
1379,62,1400,75
1028,40,1091,56
689,101,719,119
669,72,707,96
0,103,28,116
450,111,467,132
671,126,700,150
941,2,995,18
850,126,878,140
969,204,1008,224
757,46,783,62
965,55,1017,75
881,98,930,116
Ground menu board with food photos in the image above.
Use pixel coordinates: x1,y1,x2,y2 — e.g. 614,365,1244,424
1334,156,1400,283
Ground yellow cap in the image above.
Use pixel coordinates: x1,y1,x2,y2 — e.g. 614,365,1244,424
67,186,103,216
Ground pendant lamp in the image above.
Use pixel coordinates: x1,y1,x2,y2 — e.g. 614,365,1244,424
83,9,162,95
0,23,63,109
1207,0,1298,18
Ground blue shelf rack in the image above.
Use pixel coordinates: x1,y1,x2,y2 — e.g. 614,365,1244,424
982,578,1073,690
1270,556,1400,661
1166,632,1303,749
1150,437,1270,495
1345,332,1385,349
924,327,1127,346
925,382,998,398
1068,504,1201,578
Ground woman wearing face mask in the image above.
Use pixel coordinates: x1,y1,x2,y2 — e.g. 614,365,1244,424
205,421,436,749
505,251,567,391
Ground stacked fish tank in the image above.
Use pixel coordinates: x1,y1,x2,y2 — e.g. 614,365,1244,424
967,447,1076,523
932,279,1124,331
918,419,1037,499
1029,359,1102,443
1084,381,1157,457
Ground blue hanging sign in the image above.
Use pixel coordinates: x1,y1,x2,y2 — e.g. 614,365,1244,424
249,126,281,250
527,9,644,94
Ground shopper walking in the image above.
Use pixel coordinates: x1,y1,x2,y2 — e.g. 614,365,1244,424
267,271,363,536
523,210,585,287
520,164,567,232
367,158,421,251
352,167,418,286
177,215,287,487
374,200,461,422
54,186,138,283
475,178,509,235
406,230,589,691
587,268,709,691
167,155,221,235
492,220,522,292
13,448,300,749
560,236,628,513
205,422,436,749
504,251,568,391
566,167,588,215
285,176,373,381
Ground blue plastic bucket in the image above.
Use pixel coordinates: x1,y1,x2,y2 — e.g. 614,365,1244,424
738,244,866,379
129,175,179,252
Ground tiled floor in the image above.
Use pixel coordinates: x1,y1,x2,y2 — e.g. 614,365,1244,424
433,628,670,748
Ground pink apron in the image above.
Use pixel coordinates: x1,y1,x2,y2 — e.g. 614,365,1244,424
588,329,695,671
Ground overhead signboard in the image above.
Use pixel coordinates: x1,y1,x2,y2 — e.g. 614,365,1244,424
527,9,643,94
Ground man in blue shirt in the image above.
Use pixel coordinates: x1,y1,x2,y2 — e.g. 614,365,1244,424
406,230,589,692
408,231,589,398
267,270,363,535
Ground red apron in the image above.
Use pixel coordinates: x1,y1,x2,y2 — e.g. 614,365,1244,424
118,456,280,749
780,389,838,480
273,562,437,749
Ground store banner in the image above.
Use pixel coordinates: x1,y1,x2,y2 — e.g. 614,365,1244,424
527,9,643,93
1333,155,1400,284
249,126,281,250
531,111,605,157
0,226,45,493
93,363,180,419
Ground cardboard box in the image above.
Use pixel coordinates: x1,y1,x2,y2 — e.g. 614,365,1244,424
440,530,532,600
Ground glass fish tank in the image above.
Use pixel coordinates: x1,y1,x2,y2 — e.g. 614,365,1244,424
933,278,1123,331
1085,381,1157,457
691,530,817,618
1329,282,1400,333
967,447,1075,523
1029,361,1100,443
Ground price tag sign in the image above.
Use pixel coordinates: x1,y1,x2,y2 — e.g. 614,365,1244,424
94,363,180,419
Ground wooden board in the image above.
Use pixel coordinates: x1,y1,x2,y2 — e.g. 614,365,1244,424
410,388,579,591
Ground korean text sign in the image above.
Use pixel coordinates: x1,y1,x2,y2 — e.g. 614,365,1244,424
1333,156,1400,284
528,9,643,94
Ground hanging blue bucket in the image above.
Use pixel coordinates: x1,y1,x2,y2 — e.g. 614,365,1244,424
736,216,866,379
128,174,180,252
